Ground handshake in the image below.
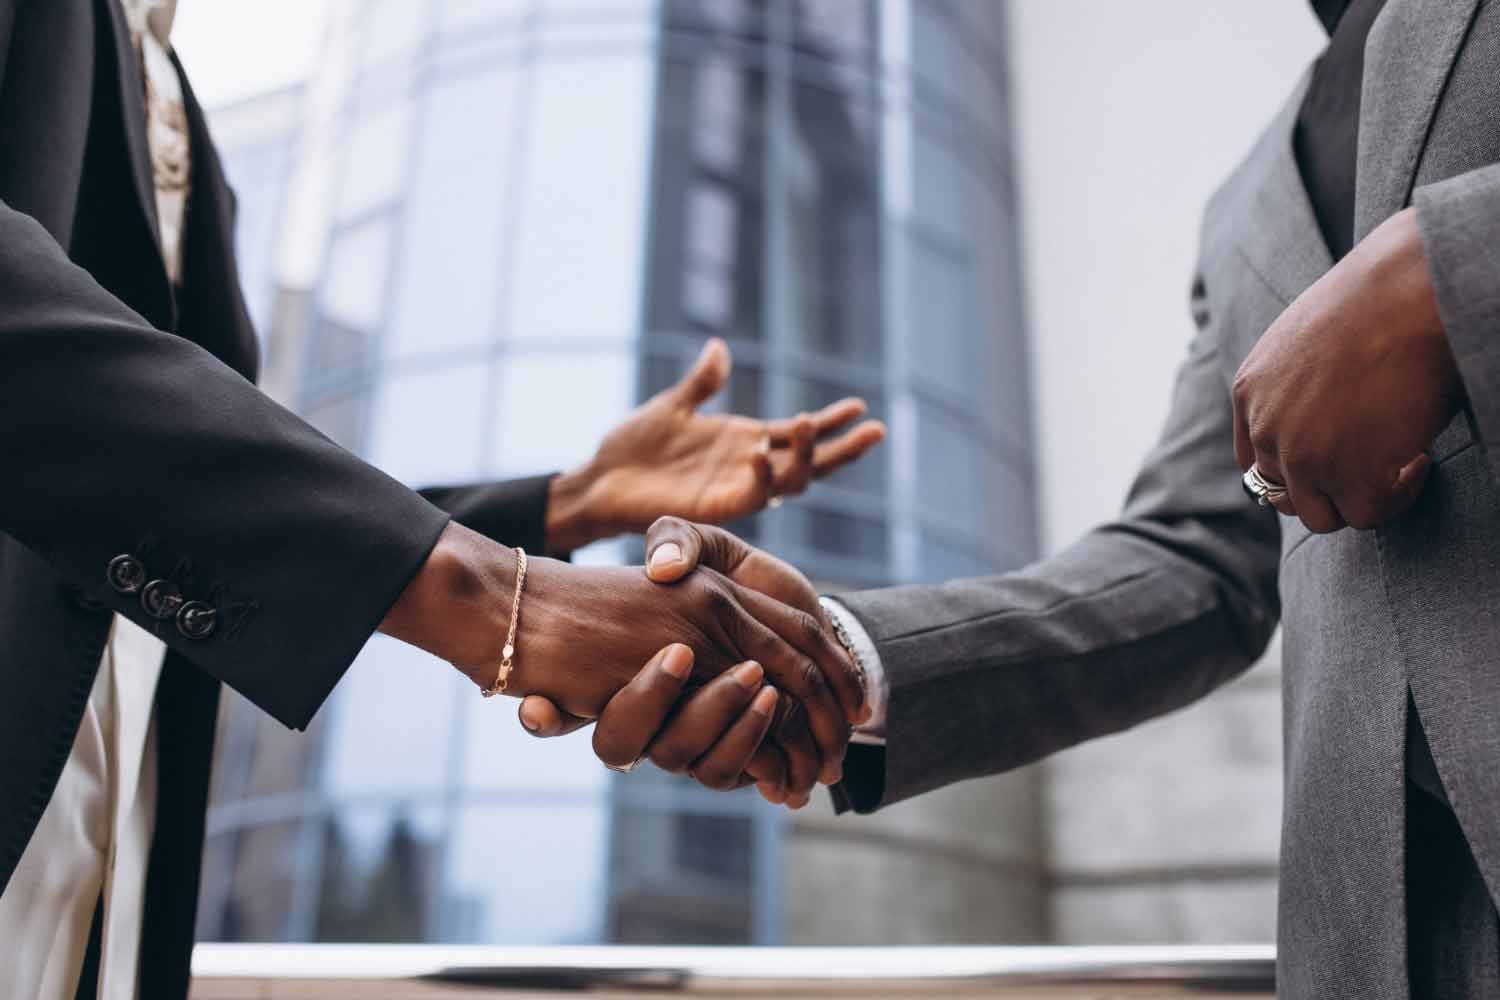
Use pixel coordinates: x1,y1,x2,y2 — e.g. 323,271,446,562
379,338,884,807
383,516,867,809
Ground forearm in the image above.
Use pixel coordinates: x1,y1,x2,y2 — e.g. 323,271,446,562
833,511,1280,812
0,199,448,730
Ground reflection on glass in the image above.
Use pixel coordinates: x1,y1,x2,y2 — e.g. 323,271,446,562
204,0,1034,950
386,70,519,361
443,803,608,942
336,100,414,221
508,54,654,341
321,217,394,331
362,0,431,69
366,363,488,485
321,636,462,798
487,351,635,477
313,806,445,941
609,807,756,943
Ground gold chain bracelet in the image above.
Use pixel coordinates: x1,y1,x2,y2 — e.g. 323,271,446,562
481,547,527,697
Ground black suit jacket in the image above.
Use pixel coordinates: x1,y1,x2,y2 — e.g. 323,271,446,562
0,3,555,995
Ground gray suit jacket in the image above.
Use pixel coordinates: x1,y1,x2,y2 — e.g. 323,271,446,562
836,2,1500,996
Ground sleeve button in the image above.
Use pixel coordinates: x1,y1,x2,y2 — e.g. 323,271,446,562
141,579,184,620
107,555,147,595
176,601,217,639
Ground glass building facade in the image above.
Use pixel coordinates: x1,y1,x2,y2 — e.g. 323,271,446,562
199,0,1034,947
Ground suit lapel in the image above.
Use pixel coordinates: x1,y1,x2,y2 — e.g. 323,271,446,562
1229,71,1332,308
1354,0,1482,241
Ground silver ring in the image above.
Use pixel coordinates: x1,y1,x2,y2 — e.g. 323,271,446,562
604,756,644,775
1241,465,1289,507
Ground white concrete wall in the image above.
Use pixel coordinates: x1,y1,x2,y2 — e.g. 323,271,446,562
1005,1,1325,942
1008,0,1323,553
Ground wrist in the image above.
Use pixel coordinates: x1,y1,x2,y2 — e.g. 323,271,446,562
1371,207,1445,343
379,521,517,688
545,464,606,555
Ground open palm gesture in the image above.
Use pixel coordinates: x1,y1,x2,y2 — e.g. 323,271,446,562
580,338,886,534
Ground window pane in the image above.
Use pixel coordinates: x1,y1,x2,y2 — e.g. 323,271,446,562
322,217,394,330
320,635,462,798
363,0,431,68
386,69,520,361
508,54,654,341
460,698,607,794
487,351,634,477
366,362,488,484
337,100,414,221
442,803,608,942
313,806,445,941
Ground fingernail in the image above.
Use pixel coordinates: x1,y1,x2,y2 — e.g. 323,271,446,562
649,542,683,572
520,712,539,733
661,644,693,679
757,779,784,804
733,661,764,689
855,702,873,725
820,758,844,785
750,686,778,717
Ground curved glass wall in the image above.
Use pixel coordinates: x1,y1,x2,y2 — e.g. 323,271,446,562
200,0,1033,948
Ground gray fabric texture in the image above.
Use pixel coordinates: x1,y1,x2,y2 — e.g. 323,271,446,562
835,1,1500,996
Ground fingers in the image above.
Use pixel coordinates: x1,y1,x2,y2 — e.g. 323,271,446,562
672,338,731,408
676,683,781,791
1232,389,1256,472
519,696,591,738
1284,475,1343,533
592,644,695,770
744,742,789,804
768,415,817,497
647,661,766,778
722,584,856,782
812,420,887,477
809,397,868,434
770,697,822,804
1391,453,1433,511
732,581,867,727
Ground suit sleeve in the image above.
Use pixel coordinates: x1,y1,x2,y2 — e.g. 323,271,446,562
419,475,557,559
832,270,1283,813
1414,162,1500,479
0,198,451,730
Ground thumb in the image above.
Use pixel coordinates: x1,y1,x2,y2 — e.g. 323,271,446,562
645,518,753,584
518,695,591,738
645,516,706,583
671,338,731,408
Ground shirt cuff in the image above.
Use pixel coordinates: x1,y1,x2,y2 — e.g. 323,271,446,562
820,596,887,745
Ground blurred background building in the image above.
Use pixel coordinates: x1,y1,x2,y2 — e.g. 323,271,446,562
177,0,1326,948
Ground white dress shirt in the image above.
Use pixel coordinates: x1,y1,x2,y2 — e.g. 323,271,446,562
0,4,183,998
821,598,888,745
